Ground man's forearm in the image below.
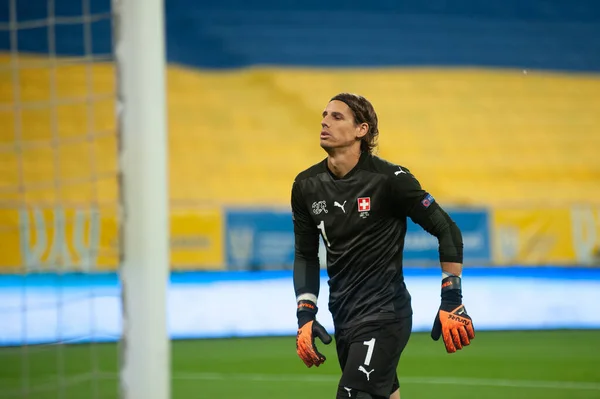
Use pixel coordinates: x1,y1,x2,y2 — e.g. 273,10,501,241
293,255,321,300
293,229,321,300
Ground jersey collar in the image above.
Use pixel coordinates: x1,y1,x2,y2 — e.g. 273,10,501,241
324,151,370,180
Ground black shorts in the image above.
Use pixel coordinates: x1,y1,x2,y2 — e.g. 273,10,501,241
334,317,412,399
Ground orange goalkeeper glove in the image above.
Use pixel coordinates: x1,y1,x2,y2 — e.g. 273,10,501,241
431,276,475,353
296,300,332,367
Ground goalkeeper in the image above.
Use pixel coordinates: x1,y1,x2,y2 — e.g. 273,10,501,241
291,93,475,399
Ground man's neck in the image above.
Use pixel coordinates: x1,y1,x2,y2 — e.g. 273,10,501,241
326,147,362,179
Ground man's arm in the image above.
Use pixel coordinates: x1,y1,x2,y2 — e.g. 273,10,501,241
389,170,474,353
291,180,332,367
388,170,464,267
291,180,321,305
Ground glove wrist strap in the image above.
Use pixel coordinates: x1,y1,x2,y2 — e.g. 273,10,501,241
297,300,317,328
441,276,462,305
441,276,461,292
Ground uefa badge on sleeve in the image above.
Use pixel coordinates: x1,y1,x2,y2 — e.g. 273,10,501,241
357,197,370,219
421,194,435,208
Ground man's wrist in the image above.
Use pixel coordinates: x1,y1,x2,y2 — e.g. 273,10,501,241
441,261,463,279
442,270,462,279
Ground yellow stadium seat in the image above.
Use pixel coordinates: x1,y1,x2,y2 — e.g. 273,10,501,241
1,54,599,209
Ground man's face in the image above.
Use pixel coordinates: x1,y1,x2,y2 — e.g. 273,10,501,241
320,100,367,152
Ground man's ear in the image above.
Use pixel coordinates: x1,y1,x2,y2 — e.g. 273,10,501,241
356,123,369,139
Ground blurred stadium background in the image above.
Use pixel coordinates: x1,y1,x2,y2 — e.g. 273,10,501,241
0,0,599,398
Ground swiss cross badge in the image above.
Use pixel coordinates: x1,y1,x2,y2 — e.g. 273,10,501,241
357,197,370,212
357,197,371,218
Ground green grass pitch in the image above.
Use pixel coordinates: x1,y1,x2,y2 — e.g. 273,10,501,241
0,330,599,398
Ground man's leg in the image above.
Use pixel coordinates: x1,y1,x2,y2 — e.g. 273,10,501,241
389,374,401,398
336,386,387,399
336,317,411,399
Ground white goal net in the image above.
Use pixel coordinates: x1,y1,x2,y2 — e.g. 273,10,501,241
0,0,124,397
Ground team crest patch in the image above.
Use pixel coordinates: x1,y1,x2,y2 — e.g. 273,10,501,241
421,194,435,208
312,200,328,215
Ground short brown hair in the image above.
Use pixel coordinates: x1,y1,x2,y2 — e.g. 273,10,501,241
330,93,379,154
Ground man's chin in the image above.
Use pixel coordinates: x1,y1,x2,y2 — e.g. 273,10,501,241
320,143,336,155
320,140,335,151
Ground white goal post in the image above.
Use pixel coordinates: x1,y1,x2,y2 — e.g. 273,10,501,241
113,0,170,398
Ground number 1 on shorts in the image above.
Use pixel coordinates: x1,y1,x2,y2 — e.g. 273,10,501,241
362,338,376,366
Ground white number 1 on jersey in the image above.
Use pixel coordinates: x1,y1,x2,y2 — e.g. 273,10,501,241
317,220,331,247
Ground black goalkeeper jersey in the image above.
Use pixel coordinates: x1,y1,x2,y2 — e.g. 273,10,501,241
292,151,458,329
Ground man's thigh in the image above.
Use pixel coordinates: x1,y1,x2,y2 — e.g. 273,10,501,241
336,317,412,398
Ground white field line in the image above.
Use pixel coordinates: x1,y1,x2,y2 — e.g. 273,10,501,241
2,372,598,394
169,372,600,391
